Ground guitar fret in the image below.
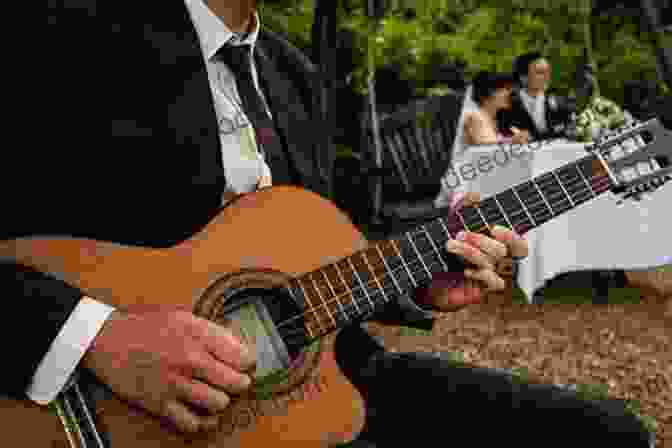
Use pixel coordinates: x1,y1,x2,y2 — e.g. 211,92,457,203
575,162,596,197
309,273,337,328
556,165,590,202
517,182,553,223
406,233,432,279
361,250,390,303
422,225,448,271
552,170,575,207
334,260,363,317
320,268,349,323
492,196,514,229
424,219,448,246
459,206,486,232
374,244,404,295
511,186,538,227
478,198,510,229
347,256,376,311
495,189,535,234
437,217,453,239
408,227,445,279
535,173,573,214
378,240,415,293
390,239,418,287
296,278,325,334
531,179,556,216
474,206,491,231
555,175,594,205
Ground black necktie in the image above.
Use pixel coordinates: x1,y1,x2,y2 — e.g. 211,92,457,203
217,44,295,184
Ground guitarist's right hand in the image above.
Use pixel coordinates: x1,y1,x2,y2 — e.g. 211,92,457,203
80,309,256,433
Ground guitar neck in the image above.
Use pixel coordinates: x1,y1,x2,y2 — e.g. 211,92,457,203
285,151,614,341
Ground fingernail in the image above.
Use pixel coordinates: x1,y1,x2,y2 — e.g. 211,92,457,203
456,231,466,240
239,344,256,367
492,225,507,233
446,240,460,251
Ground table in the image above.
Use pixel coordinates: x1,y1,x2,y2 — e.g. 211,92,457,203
447,139,672,302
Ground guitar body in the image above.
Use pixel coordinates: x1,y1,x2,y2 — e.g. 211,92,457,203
0,186,369,447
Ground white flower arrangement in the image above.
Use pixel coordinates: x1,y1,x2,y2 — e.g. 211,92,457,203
574,95,627,142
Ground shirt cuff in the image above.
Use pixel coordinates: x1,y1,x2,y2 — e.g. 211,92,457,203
26,296,115,405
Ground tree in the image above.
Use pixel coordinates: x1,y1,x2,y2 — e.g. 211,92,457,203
258,0,666,107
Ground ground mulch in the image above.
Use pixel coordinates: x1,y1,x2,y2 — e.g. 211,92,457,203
363,288,671,446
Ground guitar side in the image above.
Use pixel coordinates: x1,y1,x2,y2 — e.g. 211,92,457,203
0,186,369,447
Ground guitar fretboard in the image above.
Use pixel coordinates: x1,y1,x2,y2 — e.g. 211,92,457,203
280,152,615,344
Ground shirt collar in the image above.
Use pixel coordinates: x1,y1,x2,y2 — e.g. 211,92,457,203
521,89,545,103
184,0,261,62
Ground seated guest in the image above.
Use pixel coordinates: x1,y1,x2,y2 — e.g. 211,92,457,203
434,70,528,209
463,71,529,146
498,52,573,141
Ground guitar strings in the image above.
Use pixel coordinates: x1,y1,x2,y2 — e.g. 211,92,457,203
281,177,611,339
273,171,614,337
275,131,658,339
278,172,612,337
277,176,614,346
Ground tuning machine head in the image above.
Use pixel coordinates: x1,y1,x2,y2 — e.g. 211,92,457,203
615,174,671,205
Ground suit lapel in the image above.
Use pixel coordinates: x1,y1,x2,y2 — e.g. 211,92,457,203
544,95,556,131
253,41,319,191
514,92,539,137
157,2,225,190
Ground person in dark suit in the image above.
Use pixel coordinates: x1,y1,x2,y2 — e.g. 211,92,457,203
5,0,523,431
0,2,652,447
497,52,574,141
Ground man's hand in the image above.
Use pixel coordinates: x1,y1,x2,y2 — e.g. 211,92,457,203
510,126,530,144
81,309,256,433
416,193,528,311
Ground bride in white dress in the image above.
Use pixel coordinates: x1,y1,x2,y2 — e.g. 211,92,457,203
434,71,529,209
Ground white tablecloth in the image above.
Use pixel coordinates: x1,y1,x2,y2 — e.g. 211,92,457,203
447,139,672,302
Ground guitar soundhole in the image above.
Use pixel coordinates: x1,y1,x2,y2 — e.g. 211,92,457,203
217,288,308,377
194,269,320,395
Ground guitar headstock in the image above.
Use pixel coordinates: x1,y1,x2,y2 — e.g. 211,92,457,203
585,118,672,202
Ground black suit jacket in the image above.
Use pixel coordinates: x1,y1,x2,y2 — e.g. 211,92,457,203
497,89,573,141
4,2,431,401
1,2,338,399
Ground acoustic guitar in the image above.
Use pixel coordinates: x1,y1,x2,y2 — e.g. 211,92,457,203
0,118,670,448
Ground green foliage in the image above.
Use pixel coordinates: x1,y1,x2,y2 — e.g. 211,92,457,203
259,0,664,105
624,398,660,435
509,366,531,383
574,95,627,141
440,350,466,365
397,326,432,337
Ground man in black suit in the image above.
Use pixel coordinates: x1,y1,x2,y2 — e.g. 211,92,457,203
498,52,574,141
1,2,652,447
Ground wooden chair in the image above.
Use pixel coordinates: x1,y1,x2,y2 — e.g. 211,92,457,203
357,92,463,237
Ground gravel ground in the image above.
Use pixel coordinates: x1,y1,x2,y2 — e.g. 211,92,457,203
363,290,671,446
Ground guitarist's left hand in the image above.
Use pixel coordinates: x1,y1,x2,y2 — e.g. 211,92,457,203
414,192,529,312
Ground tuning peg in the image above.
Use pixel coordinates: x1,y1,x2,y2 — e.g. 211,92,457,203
635,183,649,193
650,177,665,187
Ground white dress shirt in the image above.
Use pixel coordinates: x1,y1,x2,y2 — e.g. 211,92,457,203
519,89,548,134
26,0,273,405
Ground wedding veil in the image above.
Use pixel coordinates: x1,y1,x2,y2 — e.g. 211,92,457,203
434,84,479,208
